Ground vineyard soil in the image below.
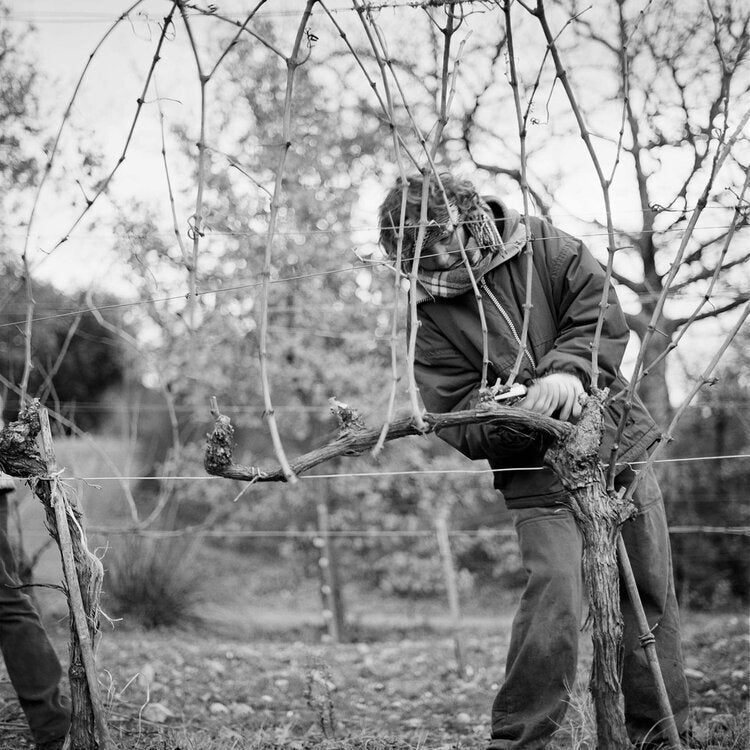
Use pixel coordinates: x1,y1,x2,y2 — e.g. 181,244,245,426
0,606,746,750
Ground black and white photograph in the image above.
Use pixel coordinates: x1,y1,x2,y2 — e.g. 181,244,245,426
0,2,748,748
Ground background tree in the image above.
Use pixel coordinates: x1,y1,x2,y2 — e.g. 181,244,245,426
52,2,747,623
458,0,750,425
0,261,126,431
1,0,747,633
96,20,410,634
320,1,749,426
0,2,40,225
108,18,397,449
662,328,750,609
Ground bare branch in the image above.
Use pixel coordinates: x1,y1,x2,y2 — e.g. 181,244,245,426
624,298,750,505
177,2,208,326
642,167,750,376
47,2,179,255
256,0,319,483
428,6,459,160
205,401,570,483
18,255,35,406
156,81,191,270
0,0,148,316
207,0,269,79
531,0,623,397
502,0,536,387
678,293,750,326
321,1,420,447
184,2,285,58
606,107,750,482
673,252,750,293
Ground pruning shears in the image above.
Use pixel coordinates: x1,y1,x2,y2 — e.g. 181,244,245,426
490,382,528,403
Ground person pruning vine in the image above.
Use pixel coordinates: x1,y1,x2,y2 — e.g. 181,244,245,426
378,172,689,750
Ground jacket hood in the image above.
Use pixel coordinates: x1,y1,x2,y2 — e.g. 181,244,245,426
483,196,523,241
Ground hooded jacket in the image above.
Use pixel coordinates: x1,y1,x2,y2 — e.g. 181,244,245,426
413,198,660,509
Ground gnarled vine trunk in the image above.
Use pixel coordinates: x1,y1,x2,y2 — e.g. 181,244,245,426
546,390,635,749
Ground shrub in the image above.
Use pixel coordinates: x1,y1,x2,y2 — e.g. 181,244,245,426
453,531,525,589
373,548,475,598
104,534,202,629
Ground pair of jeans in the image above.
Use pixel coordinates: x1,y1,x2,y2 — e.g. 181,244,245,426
0,491,71,744
487,466,689,750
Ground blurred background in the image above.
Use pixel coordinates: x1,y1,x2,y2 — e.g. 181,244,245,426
1,0,748,638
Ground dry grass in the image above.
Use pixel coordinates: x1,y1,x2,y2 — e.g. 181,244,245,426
103,533,204,629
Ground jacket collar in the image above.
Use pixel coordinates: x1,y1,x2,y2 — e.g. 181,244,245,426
483,196,523,241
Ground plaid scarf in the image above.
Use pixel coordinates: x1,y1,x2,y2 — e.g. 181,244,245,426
415,199,526,302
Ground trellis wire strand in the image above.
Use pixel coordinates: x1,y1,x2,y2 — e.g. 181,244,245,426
3,219,745,330
44,452,750,482
83,526,749,538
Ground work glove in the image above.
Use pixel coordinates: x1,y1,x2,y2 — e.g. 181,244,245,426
518,372,585,421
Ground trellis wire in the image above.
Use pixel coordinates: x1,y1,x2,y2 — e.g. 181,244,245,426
82,526,749,538
10,0,492,23
3,220,745,330
8,398,750,413
47,452,750,482
2,204,741,241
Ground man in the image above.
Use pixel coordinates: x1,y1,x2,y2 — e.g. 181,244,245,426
378,173,689,749
0,466,70,749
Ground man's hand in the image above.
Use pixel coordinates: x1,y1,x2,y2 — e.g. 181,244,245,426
518,373,585,421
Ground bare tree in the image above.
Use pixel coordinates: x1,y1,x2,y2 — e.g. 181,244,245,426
459,0,750,423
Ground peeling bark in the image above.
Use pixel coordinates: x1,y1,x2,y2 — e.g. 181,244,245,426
0,401,46,479
546,389,636,750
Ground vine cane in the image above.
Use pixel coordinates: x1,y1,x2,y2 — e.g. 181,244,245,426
617,536,682,749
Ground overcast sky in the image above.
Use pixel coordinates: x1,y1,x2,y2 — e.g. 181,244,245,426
10,2,314,290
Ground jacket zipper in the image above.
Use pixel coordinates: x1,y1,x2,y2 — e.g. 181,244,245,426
480,278,537,373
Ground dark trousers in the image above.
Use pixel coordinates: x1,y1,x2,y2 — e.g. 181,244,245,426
0,493,71,743
488,466,689,749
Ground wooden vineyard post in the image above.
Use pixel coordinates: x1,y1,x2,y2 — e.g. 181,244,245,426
315,490,346,643
434,505,466,677
618,536,683,749
36,408,111,750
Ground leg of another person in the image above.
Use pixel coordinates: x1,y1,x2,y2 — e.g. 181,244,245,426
0,493,70,745
488,505,583,750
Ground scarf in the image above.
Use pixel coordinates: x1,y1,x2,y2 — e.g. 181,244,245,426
414,199,527,303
